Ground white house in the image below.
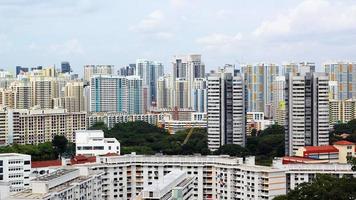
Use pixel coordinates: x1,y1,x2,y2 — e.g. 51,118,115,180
75,130,120,156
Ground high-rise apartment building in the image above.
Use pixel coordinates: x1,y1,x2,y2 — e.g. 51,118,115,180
285,72,329,156
31,77,60,109
242,63,281,118
0,108,86,145
118,64,136,76
53,81,85,112
272,76,286,125
156,75,173,109
324,62,356,100
329,99,356,125
283,62,315,76
207,66,245,151
90,75,143,114
192,78,207,113
172,55,205,109
84,65,114,84
127,76,144,114
90,75,127,113
136,60,164,111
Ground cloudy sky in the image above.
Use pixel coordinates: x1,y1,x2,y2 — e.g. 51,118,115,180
1,0,356,74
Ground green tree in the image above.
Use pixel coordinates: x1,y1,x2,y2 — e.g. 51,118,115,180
273,175,356,200
214,144,249,157
52,135,68,158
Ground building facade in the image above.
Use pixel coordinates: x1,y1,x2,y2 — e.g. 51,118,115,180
0,153,31,193
207,66,245,151
325,62,356,100
285,72,329,155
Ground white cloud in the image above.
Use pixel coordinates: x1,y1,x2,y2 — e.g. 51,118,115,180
130,10,164,32
0,34,12,54
196,33,242,50
171,0,186,8
155,32,174,40
49,39,84,55
216,9,232,19
254,0,356,38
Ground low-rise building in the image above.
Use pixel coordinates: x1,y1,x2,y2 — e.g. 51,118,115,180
75,130,120,156
8,168,103,200
294,140,356,163
0,153,31,193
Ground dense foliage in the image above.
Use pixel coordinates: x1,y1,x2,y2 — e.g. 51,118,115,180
273,175,356,200
91,121,210,155
90,121,285,166
330,119,356,143
246,124,285,165
0,142,57,161
0,136,75,161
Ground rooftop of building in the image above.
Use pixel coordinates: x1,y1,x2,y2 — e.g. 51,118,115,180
145,170,185,193
282,156,330,164
32,160,62,168
32,168,77,182
334,140,354,145
9,171,102,199
31,155,97,168
0,153,30,158
304,145,339,154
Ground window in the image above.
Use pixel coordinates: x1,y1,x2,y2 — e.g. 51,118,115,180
93,146,104,150
24,161,30,165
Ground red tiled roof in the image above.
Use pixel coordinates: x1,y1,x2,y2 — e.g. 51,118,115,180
304,145,339,154
104,152,119,157
31,160,62,168
334,140,354,145
282,156,329,164
70,155,96,165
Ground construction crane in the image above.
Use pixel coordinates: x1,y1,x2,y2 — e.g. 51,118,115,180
182,126,195,145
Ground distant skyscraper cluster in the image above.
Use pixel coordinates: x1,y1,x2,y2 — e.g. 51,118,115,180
0,58,355,155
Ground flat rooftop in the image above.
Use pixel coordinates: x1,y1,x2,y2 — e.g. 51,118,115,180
0,153,28,158
32,169,77,182
145,170,185,192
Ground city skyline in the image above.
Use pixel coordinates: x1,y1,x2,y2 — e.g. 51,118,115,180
1,0,356,74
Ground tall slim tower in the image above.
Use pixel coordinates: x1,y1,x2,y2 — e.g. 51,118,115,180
156,75,173,109
172,55,205,110
135,60,164,111
285,72,329,156
207,66,245,151
126,76,144,114
242,63,281,118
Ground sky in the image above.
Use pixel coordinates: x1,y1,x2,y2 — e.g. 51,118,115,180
1,0,356,74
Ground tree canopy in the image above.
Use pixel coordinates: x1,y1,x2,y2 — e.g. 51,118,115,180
95,121,210,155
246,124,285,165
331,119,356,143
274,175,356,200
89,121,285,166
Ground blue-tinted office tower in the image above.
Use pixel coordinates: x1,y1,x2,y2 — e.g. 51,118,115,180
16,66,29,76
61,62,71,73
